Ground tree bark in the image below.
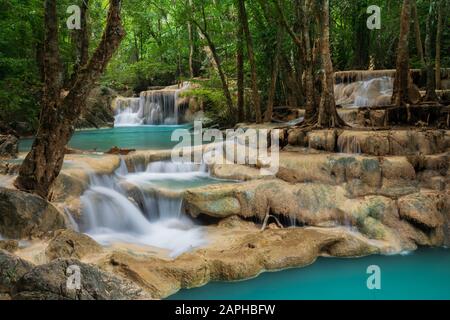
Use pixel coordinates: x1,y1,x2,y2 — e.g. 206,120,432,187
238,0,262,123
392,0,413,106
423,0,439,102
15,0,125,199
435,0,443,89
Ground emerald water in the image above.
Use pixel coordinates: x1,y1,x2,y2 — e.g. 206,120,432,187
19,125,192,152
169,248,450,300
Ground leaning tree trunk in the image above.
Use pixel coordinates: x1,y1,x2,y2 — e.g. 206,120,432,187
316,0,345,128
14,0,125,199
275,0,316,121
435,0,443,90
392,0,413,106
194,20,235,123
238,0,262,123
264,27,283,123
423,0,439,102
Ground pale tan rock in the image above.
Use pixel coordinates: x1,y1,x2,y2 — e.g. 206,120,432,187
45,229,103,261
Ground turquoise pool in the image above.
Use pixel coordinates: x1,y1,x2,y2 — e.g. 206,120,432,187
19,125,193,152
169,248,450,300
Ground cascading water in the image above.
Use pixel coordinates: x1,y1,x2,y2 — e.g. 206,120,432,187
334,76,393,108
79,159,208,257
114,83,190,127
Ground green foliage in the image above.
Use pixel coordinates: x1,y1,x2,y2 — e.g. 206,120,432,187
0,0,449,131
181,83,235,127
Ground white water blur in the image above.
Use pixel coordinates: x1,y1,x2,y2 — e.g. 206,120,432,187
114,83,190,127
337,134,362,154
80,159,208,257
334,76,393,108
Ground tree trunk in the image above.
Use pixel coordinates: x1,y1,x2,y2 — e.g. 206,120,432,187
194,20,235,123
392,0,413,106
352,0,370,69
316,0,345,127
69,0,90,88
187,0,196,78
423,0,439,102
264,27,283,122
236,12,245,123
15,0,125,199
238,0,262,123
412,0,425,67
435,0,443,89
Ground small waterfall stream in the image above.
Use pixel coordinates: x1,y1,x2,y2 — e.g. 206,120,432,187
334,76,393,108
79,160,208,257
114,83,190,126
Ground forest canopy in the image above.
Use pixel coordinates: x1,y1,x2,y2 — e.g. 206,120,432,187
0,0,449,129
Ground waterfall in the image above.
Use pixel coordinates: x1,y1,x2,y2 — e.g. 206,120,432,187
337,134,362,154
334,76,393,108
114,97,142,126
114,83,190,127
79,159,207,257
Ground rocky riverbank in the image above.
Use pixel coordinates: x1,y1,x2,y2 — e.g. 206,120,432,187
0,128,449,300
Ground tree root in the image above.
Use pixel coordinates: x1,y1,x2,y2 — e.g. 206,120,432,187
260,207,284,231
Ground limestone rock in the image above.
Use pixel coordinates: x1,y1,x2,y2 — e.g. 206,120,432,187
307,130,337,152
0,240,19,253
399,192,445,227
0,249,34,294
0,187,66,239
45,229,103,261
0,135,18,159
12,259,148,300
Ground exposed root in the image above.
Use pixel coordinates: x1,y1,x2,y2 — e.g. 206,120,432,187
260,207,284,231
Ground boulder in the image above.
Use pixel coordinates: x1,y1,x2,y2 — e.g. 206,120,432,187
75,87,117,129
12,258,148,300
0,188,66,239
307,130,337,152
0,250,34,294
0,135,18,159
45,229,103,261
0,240,19,253
398,192,446,231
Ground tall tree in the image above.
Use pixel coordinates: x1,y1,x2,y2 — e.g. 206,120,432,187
238,0,262,123
435,0,444,90
68,0,90,88
14,0,125,198
236,8,245,123
316,0,345,127
392,0,413,106
192,5,235,123
423,0,439,102
264,26,283,122
412,0,426,68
